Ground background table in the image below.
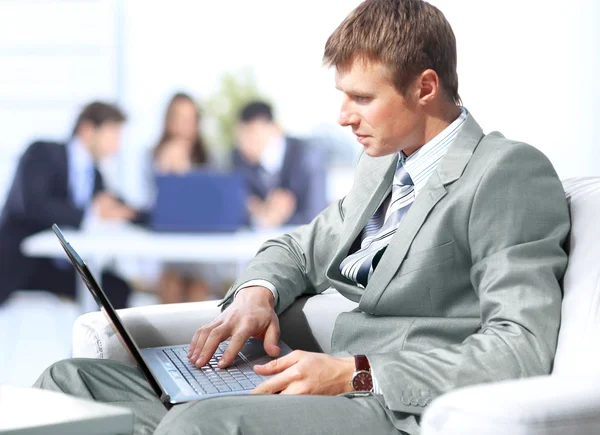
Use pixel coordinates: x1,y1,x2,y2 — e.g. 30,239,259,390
0,384,133,434
21,222,294,312
21,222,293,263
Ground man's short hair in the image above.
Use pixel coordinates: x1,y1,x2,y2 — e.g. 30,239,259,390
71,101,126,136
238,101,274,123
323,0,461,105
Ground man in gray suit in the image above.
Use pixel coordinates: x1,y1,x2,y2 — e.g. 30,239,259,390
35,0,570,434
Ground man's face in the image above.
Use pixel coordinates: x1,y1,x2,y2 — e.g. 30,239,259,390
237,119,277,164
90,121,123,159
336,60,424,157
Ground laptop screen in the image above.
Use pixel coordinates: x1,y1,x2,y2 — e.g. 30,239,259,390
51,224,167,401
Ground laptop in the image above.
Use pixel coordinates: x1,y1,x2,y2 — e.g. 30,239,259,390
151,171,247,232
52,224,292,409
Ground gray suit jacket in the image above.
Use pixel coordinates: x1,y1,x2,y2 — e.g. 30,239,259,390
221,114,570,426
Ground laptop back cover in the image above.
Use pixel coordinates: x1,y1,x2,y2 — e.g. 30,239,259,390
151,171,247,232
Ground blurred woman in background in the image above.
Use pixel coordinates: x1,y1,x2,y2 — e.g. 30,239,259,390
153,92,211,303
154,92,209,173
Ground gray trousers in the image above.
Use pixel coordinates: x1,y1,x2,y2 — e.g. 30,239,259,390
33,358,407,435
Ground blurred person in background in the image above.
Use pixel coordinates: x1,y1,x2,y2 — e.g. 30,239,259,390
151,92,213,304
233,101,327,228
0,102,138,308
153,92,209,174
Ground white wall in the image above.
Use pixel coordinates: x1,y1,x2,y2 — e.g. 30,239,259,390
0,0,120,203
1,0,598,206
431,0,600,179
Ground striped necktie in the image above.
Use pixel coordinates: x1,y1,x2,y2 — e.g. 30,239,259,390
339,161,415,288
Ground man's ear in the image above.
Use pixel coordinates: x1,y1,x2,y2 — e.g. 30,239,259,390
417,69,440,105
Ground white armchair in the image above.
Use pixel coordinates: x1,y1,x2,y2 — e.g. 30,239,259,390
72,177,600,435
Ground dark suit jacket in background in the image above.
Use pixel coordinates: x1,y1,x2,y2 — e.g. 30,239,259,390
232,137,327,226
0,141,130,307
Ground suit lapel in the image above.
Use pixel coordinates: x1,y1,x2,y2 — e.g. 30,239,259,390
358,171,447,312
359,115,485,313
326,153,397,302
277,137,294,189
93,168,104,194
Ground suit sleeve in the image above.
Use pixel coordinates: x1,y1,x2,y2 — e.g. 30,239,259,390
13,143,85,228
365,143,570,414
287,146,328,225
219,196,347,315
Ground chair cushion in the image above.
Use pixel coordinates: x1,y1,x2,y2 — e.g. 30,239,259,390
553,177,600,375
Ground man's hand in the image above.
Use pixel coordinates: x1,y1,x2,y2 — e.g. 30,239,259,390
247,195,266,223
155,138,192,174
264,188,296,226
248,189,297,228
187,286,280,368
92,192,136,221
251,351,355,395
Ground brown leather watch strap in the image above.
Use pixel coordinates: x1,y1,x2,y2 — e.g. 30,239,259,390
354,355,370,372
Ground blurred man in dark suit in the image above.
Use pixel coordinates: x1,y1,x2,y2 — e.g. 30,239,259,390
233,101,327,228
0,101,137,308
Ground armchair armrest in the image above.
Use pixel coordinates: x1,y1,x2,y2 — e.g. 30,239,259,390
72,300,222,364
72,288,357,364
421,375,600,435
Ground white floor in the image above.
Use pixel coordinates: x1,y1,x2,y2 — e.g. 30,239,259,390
0,290,159,387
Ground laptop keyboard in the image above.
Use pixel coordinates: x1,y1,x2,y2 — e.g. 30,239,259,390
163,342,264,395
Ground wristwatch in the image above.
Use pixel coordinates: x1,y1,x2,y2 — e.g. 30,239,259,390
350,355,373,392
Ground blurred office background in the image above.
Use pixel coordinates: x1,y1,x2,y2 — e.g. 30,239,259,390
1,0,598,387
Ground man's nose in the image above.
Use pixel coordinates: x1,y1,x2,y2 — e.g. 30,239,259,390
338,107,358,128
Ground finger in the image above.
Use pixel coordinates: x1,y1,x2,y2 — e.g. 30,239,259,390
188,326,211,361
188,329,202,358
250,370,297,395
263,319,281,357
195,327,228,368
253,351,299,376
218,333,249,368
188,320,220,359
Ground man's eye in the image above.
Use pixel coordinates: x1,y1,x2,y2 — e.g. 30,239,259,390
354,96,371,104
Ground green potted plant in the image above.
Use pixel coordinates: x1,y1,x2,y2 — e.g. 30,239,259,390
205,68,272,154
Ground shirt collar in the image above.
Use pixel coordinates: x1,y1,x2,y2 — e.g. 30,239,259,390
399,107,468,197
259,135,287,174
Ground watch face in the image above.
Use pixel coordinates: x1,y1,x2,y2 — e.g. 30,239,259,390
352,371,373,392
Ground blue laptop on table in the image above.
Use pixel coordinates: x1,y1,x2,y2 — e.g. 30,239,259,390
151,171,247,232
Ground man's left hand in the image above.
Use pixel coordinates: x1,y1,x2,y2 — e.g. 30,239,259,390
251,351,355,395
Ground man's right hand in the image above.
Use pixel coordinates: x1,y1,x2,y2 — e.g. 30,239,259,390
247,189,297,228
187,286,280,369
